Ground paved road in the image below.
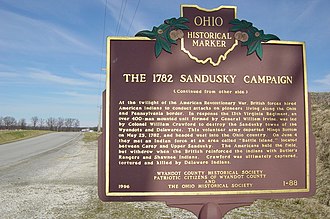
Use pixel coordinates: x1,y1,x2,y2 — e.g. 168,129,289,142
0,132,80,168
0,133,196,218
0,132,99,218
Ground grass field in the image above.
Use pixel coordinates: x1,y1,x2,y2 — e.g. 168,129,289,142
0,130,102,145
0,130,51,145
82,132,102,143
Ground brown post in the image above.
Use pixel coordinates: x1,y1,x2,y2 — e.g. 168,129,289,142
199,203,222,219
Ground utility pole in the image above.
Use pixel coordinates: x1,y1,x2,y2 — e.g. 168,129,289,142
98,67,106,133
97,104,102,132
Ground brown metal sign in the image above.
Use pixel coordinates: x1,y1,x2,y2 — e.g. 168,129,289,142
98,4,315,216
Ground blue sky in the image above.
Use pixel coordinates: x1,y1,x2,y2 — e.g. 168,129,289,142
0,0,329,127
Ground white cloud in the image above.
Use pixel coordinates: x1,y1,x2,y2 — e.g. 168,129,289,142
55,91,101,104
27,68,90,86
0,67,104,89
77,71,106,82
0,8,100,55
314,74,330,86
0,71,20,78
0,71,28,85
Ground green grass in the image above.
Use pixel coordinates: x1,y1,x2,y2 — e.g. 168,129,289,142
82,132,102,143
0,130,51,144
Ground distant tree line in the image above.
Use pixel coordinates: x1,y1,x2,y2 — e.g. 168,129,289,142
0,116,81,131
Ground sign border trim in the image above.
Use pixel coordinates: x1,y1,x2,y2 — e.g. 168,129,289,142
105,37,310,197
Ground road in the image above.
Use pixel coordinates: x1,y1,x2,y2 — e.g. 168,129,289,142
0,133,196,218
0,132,81,168
0,132,100,218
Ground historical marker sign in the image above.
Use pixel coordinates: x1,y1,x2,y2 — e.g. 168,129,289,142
98,4,315,217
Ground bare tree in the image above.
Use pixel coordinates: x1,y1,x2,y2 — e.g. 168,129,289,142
31,116,39,129
0,117,3,129
73,119,80,129
57,117,65,131
3,116,16,129
64,118,74,130
39,118,45,128
18,118,27,129
0,116,81,131
46,117,57,131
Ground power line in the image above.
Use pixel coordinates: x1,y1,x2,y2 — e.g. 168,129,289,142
115,0,124,35
127,0,141,36
99,0,108,92
115,0,128,36
100,0,108,75
98,0,140,129
97,0,109,132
